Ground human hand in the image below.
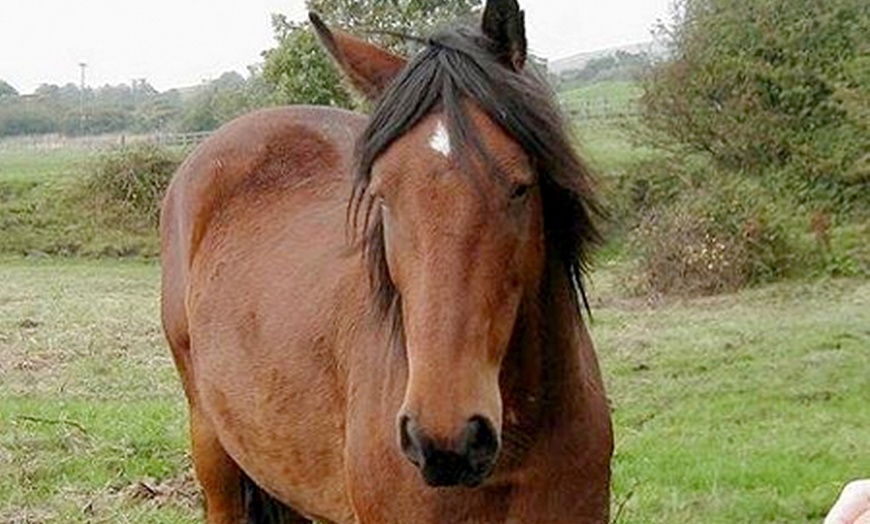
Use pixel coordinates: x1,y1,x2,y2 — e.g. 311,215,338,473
824,480,870,524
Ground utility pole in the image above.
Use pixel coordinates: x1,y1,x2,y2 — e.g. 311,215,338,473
79,62,87,135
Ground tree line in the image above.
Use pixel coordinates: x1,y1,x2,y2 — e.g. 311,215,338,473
0,70,280,138
0,0,481,139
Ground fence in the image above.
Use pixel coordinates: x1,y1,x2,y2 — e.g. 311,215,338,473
152,131,212,148
565,98,640,121
0,131,212,152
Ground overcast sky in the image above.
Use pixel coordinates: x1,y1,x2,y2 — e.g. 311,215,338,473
0,0,673,95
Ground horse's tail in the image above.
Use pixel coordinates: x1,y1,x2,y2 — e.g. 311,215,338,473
241,473,303,524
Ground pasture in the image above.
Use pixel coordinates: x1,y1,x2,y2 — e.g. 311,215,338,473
1,259,867,523
1,97,868,522
0,149,159,259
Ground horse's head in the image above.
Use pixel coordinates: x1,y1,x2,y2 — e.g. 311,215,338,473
379,108,545,488
314,0,597,488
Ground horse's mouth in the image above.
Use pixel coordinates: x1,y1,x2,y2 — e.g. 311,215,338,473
419,448,497,488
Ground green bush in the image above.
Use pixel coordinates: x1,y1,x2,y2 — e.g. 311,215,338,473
86,143,181,226
614,0,870,295
640,0,869,203
610,156,867,296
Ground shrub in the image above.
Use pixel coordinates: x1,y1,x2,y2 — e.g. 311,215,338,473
614,157,836,296
640,0,869,203
86,143,181,226
631,205,748,296
617,0,869,295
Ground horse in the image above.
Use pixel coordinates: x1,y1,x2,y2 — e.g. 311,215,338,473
159,0,613,522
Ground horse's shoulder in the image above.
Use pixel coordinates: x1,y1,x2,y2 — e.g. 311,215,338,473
162,105,365,269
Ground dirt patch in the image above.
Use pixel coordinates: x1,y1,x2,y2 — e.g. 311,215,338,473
18,318,42,329
118,469,201,510
0,508,57,524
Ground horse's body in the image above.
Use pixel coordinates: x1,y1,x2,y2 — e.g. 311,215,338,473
161,2,612,523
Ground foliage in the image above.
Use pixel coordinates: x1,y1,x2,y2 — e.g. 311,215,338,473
0,73,273,138
558,51,651,91
261,0,482,108
0,80,182,138
614,158,778,295
639,0,870,201
178,70,276,132
0,149,161,258
85,143,181,226
262,17,354,108
617,0,870,294
0,101,59,136
307,0,482,51
607,154,868,296
0,79,18,98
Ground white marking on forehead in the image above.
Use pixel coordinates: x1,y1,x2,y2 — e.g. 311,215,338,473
429,120,451,158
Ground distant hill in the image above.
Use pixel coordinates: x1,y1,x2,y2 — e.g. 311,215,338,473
549,41,664,76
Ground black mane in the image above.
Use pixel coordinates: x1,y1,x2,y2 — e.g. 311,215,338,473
352,25,602,326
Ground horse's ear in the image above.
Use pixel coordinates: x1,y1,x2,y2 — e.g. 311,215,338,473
309,13,407,101
481,0,527,71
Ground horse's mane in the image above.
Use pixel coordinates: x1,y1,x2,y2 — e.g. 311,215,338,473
352,25,602,329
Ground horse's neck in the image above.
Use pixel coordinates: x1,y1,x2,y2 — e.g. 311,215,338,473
500,264,585,458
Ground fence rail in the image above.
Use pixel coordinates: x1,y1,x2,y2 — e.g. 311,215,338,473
565,99,640,121
152,131,212,148
0,131,213,152
0,100,636,153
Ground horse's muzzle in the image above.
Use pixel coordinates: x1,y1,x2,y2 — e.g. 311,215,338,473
398,414,500,487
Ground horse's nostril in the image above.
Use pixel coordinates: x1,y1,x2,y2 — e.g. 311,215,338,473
397,413,499,487
398,414,423,466
462,415,500,469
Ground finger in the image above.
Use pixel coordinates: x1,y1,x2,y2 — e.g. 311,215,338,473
824,481,870,524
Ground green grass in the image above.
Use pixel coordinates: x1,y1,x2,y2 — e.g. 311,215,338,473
0,149,94,184
597,278,870,523
560,80,643,110
557,81,661,173
573,119,662,174
1,258,867,522
0,259,197,523
0,149,159,258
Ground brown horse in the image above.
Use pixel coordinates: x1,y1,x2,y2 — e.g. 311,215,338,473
160,1,612,522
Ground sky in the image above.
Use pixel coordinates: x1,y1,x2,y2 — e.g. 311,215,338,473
0,0,673,95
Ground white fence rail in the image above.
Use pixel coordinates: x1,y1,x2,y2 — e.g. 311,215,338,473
0,131,212,152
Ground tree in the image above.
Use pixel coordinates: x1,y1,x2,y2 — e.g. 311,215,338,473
0,80,18,98
134,94,182,132
640,0,869,186
262,0,482,108
307,0,481,52
0,104,58,136
178,71,276,132
262,16,353,108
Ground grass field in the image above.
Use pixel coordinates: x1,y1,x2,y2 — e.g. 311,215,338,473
0,259,196,523
1,111,868,522
558,81,660,173
1,259,868,523
0,149,94,184
560,80,643,112
0,149,159,258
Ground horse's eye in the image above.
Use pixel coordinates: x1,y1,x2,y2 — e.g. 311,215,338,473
510,183,531,200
